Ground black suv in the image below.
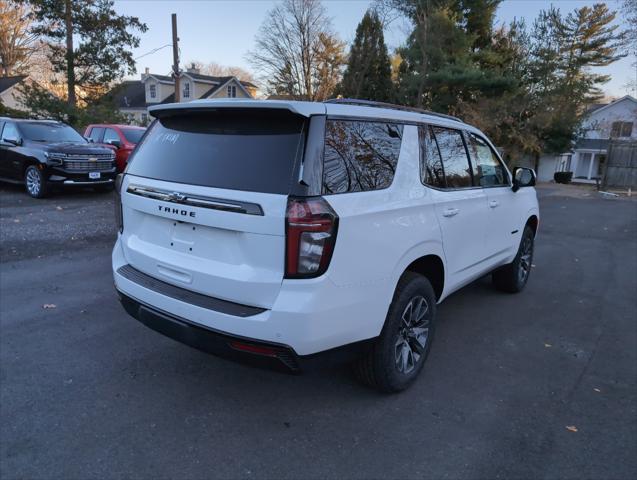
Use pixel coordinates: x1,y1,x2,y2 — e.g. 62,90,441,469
0,117,117,198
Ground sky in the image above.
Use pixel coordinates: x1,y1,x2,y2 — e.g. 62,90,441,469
113,0,636,98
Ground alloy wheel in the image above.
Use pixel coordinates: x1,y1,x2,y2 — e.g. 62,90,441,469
26,168,41,196
395,295,430,374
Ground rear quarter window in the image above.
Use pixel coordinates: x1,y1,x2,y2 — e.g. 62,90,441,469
322,119,403,194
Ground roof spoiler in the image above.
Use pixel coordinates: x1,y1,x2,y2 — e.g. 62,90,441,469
148,99,326,119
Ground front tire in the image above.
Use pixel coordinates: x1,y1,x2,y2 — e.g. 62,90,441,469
354,272,436,393
492,225,535,293
24,165,48,199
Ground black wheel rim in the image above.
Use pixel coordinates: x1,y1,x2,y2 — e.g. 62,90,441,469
395,295,430,374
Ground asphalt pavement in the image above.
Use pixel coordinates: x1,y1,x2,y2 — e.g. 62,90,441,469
1,182,636,479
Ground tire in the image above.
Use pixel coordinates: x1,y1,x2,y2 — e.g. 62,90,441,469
24,165,48,199
354,272,436,393
492,225,535,293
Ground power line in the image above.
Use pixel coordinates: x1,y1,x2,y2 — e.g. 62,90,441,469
134,44,172,61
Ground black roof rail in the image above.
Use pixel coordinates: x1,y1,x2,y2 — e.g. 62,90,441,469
324,98,462,123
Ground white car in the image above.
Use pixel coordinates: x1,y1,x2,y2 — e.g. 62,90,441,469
112,99,539,392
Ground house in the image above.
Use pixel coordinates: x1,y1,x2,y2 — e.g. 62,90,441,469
110,65,258,125
537,95,637,182
0,75,29,112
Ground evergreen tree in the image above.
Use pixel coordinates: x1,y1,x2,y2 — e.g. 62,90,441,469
338,10,392,101
26,0,147,107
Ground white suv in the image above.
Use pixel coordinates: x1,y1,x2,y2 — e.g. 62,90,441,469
112,99,539,392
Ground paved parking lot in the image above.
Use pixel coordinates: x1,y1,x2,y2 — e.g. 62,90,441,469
1,183,636,479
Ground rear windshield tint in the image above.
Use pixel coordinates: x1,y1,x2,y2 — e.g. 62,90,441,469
126,110,306,194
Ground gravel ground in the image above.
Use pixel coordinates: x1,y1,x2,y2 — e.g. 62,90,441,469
0,183,116,261
1,181,636,480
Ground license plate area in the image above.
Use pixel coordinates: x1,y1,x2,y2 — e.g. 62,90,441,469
89,172,101,180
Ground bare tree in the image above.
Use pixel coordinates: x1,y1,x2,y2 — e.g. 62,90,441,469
0,0,37,76
186,60,256,83
248,0,345,100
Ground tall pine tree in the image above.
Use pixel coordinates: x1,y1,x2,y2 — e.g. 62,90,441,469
26,0,147,106
338,10,392,101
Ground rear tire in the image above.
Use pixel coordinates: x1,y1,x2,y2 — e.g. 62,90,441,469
354,272,436,393
24,165,48,199
492,225,535,293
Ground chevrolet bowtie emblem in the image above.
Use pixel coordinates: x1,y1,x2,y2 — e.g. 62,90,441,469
167,192,186,202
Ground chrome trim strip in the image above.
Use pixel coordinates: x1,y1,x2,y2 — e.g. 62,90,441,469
126,184,264,216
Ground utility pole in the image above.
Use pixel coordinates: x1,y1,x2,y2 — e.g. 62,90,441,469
172,13,180,102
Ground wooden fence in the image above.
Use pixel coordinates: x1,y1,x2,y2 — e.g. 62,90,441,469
602,140,637,190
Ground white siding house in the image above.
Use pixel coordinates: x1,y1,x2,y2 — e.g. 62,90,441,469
109,66,257,125
536,95,637,182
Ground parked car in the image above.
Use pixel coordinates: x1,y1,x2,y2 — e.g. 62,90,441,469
84,124,146,172
112,99,539,392
0,117,117,198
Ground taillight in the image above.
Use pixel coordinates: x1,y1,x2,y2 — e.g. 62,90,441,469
285,196,338,279
115,174,124,233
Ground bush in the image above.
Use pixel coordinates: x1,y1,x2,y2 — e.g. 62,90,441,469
554,171,573,184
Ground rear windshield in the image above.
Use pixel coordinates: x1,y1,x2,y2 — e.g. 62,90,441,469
121,128,145,144
126,110,306,194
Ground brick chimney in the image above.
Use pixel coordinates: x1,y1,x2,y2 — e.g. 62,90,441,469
141,67,150,80
186,63,200,75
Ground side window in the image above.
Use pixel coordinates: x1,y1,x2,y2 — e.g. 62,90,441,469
431,127,472,188
323,120,403,194
419,125,445,188
467,133,508,187
88,127,104,143
1,122,20,142
103,128,120,144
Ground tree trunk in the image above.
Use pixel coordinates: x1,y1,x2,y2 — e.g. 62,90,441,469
64,0,76,107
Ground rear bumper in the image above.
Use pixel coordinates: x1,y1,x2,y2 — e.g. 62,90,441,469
117,290,373,372
113,236,391,360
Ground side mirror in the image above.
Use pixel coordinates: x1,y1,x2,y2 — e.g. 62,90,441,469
84,136,94,143
512,167,536,192
4,137,22,147
107,139,121,148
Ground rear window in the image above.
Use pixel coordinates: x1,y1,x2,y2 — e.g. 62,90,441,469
126,110,306,194
322,120,403,194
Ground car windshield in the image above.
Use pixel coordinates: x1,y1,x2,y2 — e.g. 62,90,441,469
20,123,85,143
121,128,145,144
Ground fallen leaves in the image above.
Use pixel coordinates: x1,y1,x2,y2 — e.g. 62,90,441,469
42,304,57,309
565,425,578,432
593,388,601,393
544,343,552,348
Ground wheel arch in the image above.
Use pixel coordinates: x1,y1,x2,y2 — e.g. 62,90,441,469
392,243,447,302
526,214,539,236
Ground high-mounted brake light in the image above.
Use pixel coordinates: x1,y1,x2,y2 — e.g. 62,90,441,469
285,196,338,279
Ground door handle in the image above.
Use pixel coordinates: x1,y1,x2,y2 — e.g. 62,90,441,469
442,207,460,217
489,200,499,208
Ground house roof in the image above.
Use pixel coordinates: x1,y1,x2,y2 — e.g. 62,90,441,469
108,80,174,109
588,95,637,117
200,77,254,99
575,138,609,151
182,72,256,89
0,75,27,94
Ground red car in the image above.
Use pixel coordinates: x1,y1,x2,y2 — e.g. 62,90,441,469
84,124,146,172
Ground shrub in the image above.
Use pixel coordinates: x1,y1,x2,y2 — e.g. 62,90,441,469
554,171,573,184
